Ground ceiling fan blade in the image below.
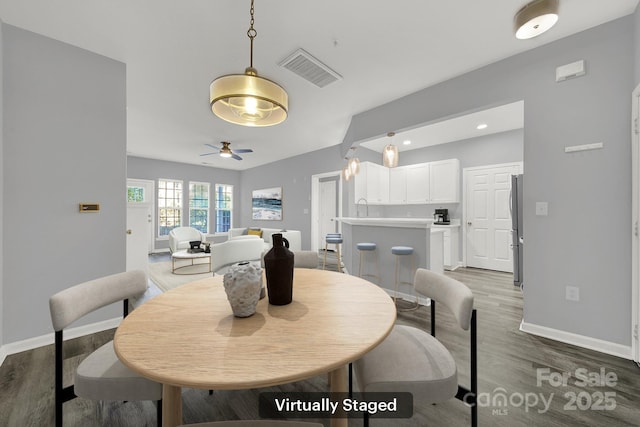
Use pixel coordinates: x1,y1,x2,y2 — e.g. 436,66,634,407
233,148,253,153
231,153,243,161
204,143,220,151
199,152,218,156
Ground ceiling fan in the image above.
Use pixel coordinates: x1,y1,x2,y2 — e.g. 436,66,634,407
200,141,253,161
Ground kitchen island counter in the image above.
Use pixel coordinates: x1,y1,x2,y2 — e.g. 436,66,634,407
337,217,440,302
338,217,434,228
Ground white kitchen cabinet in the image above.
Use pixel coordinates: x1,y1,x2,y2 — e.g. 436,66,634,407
429,159,460,203
354,162,389,204
406,163,430,204
432,222,460,270
388,167,407,204
356,159,458,205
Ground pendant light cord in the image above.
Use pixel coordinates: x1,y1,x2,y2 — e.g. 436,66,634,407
247,0,257,69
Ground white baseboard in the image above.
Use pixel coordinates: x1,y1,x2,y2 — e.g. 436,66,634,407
0,317,121,367
520,320,633,360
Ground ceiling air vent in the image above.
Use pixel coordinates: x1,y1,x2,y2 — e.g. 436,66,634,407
279,48,342,88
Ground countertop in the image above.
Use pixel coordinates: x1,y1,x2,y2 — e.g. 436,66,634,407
337,217,434,228
431,219,461,228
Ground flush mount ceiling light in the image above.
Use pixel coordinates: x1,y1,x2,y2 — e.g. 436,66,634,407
210,0,288,127
476,123,488,130
514,0,559,40
383,132,399,168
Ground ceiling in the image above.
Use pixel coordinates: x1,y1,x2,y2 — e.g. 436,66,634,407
360,101,525,153
0,0,637,170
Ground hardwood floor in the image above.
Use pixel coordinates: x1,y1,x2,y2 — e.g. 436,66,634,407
1,267,639,426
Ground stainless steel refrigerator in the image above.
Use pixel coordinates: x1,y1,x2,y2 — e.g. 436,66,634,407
510,174,524,287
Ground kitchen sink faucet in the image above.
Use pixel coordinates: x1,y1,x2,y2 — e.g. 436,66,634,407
357,198,369,217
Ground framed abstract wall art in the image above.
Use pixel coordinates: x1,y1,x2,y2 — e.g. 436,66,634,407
252,187,282,220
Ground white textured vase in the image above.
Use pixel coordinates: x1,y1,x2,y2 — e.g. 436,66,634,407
223,261,263,317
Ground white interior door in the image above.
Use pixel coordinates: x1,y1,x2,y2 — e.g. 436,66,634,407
319,179,338,250
126,205,150,274
465,163,521,271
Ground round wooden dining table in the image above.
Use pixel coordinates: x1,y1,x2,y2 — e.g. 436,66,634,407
114,268,397,427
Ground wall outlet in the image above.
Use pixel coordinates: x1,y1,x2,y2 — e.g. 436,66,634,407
566,286,580,302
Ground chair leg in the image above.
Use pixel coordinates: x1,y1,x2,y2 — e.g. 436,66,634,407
393,255,399,303
363,410,369,427
157,399,162,427
401,254,420,311
322,241,328,270
336,244,342,273
348,363,353,398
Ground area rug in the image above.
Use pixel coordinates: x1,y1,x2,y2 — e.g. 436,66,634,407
148,250,345,293
148,261,213,292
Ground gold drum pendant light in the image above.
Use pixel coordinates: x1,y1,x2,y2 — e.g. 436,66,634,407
514,0,559,40
383,132,399,168
210,0,288,127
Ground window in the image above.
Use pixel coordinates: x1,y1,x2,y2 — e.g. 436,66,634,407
158,179,182,236
127,186,145,203
189,182,210,234
215,184,233,233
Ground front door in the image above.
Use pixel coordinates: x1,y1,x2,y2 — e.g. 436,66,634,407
465,163,522,272
126,179,154,273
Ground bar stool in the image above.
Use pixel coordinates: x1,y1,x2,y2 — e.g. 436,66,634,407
357,242,379,283
391,246,418,310
323,233,343,273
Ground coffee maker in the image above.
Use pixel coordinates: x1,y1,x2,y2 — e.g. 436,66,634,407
433,208,450,224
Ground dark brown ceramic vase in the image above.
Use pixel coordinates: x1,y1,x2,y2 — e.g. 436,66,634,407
264,233,294,305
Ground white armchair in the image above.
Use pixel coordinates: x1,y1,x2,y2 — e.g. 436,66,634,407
210,235,265,273
168,227,205,253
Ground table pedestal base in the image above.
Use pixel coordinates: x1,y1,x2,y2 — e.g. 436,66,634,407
163,384,182,427
329,365,348,427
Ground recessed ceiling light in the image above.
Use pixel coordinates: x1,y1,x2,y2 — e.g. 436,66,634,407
476,124,488,130
403,140,412,145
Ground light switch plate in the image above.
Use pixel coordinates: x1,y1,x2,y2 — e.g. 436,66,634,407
536,202,548,216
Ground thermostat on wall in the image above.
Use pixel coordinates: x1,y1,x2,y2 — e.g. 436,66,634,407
79,203,100,212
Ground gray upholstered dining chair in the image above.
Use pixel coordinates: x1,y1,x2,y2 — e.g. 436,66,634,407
49,270,163,427
293,250,320,268
178,421,323,427
353,268,477,427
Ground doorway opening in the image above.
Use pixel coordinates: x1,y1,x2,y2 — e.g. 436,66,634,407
311,171,342,251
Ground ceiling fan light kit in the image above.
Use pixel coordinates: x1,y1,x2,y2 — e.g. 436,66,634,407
514,0,559,40
210,0,288,127
200,142,253,161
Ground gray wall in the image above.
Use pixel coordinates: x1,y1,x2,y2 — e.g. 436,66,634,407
0,20,4,347
341,17,634,346
126,156,242,249
635,4,640,85
240,145,345,250
2,25,127,343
